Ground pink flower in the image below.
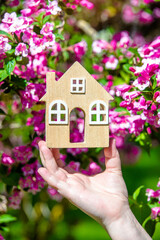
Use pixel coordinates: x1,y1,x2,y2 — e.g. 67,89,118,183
1,153,15,165
115,84,132,97
92,40,111,53
2,12,17,24
8,0,20,7
47,0,61,15
22,161,38,176
80,0,94,9
24,0,42,9
123,91,141,102
143,0,154,4
0,234,5,240
20,83,46,109
15,43,28,57
157,179,160,187
154,91,160,103
133,96,149,110
9,17,29,33
131,0,139,6
122,5,136,23
8,188,23,209
28,109,45,135
73,40,87,59
22,30,36,43
0,36,11,54
47,187,62,201
40,22,54,36
128,115,145,136
139,11,153,24
19,170,45,194
13,145,33,163
31,137,41,148
43,33,55,48
67,148,88,156
93,64,103,72
151,207,160,219
154,8,160,18
133,76,150,90
88,162,102,175
104,55,118,70
29,37,45,55
147,127,152,135
67,161,80,172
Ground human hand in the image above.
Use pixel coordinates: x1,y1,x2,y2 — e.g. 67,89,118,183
38,139,152,240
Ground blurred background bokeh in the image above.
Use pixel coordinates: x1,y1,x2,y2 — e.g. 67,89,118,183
0,0,160,239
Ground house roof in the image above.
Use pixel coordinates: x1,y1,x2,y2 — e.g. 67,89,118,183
40,61,114,102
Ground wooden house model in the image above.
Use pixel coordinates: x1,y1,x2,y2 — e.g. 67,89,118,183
40,61,113,148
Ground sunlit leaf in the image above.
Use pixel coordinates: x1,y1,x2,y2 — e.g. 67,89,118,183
0,214,17,224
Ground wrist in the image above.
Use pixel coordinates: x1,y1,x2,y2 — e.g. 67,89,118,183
103,205,152,240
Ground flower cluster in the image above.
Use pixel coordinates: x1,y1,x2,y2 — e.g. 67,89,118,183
8,188,23,209
91,31,160,148
0,2,160,230
19,160,45,194
122,0,160,24
146,179,160,219
62,0,94,10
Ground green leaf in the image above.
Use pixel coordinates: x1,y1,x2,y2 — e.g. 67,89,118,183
144,8,152,15
133,185,144,201
16,57,29,65
11,75,27,90
36,11,45,22
42,15,51,25
31,22,41,27
55,33,64,41
14,33,19,43
0,70,9,82
0,226,9,233
114,107,126,112
0,214,17,224
6,49,15,55
123,63,132,74
0,30,13,41
142,216,156,237
135,132,152,153
5,58,16,75
128,47,141,59
120,70,130,83
62,51,69,61
151,74,157,89
95,147,103,153
114,76,125,85
1,172,20,186
33,25,41,34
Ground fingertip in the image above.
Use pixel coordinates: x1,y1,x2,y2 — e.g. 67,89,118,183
38,140,46,149
38,167,47,176
104,138,117,158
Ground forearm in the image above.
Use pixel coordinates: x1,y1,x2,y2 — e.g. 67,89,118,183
103,207,152,240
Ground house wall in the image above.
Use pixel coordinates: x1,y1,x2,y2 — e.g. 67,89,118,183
46,101,109,148
45,63,111,148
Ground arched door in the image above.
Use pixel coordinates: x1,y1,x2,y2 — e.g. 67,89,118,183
69,108,85,143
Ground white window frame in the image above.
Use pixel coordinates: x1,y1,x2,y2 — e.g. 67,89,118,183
70,77,85,93
49,100,68,124
89,100,108,125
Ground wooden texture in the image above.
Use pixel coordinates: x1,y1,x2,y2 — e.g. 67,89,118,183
40,61,113,148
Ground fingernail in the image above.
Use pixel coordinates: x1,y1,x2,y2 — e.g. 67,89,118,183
112,138,116,157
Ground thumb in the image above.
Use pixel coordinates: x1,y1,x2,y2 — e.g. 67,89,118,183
104,138,121,172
